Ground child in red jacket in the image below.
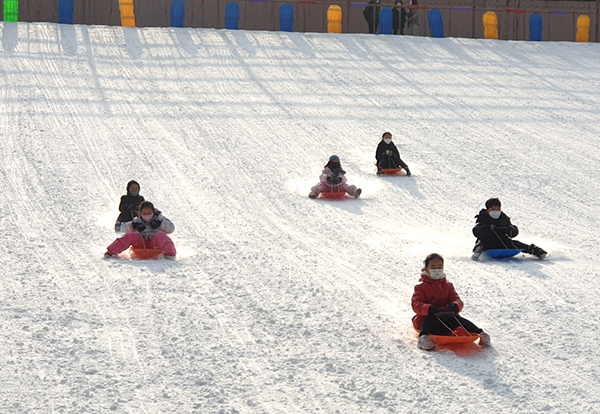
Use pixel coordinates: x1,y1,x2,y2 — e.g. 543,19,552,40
411,253,491,350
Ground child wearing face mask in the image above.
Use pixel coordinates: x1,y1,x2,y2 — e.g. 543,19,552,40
472,198,547,260
375,132,411,176
114,180,145,231
412,253,490,351
105,201,176,259
308,155,362,199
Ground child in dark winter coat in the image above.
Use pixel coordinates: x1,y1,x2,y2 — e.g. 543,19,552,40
472,198,547,260
308,155,362,199
412,253,490,350
105,201,176,259
114,180,145,231
375,132,411,176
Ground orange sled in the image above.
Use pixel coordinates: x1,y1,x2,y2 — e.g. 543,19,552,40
130,247,163,260
320,191,347,199
381,167,403,175
429,327,481,345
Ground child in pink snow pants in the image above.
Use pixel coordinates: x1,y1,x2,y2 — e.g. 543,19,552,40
105,201,176,258
309,155,362,199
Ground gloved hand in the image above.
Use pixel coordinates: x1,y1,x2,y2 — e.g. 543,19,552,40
507,225,518,238
127,204,135,210
150,218,162,229
132,221,145,232
332,177,342,185
428,306,440,317
326,176,333,183
446,304,459,314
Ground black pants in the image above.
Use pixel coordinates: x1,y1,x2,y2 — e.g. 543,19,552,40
473,239,531,253
419,314,482,336
378,155,409,170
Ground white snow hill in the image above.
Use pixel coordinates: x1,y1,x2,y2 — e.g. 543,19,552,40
1,21,600,413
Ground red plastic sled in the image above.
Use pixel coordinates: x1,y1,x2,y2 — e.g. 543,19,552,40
320,191,347,199
429,327,480,345
130,247,163,260
381,167,403,175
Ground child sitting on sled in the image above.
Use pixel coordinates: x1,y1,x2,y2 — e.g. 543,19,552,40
412,253,490,351
114,180,145,231
105,201,176,259
308,155,362,199
375,132,411,176
471,198,547,260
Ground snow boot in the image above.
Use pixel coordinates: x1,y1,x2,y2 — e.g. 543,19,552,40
417,335,436,351
308,186,320,199
471,244,484,261
104,251,115,259
355,188,362,199
165,254,176,260
529,244,547,259
479,332,491,347
405,168,412,177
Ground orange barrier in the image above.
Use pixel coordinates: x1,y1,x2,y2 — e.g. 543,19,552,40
576,14,590,42
119,0,136,27
483,11,498,40
327,5,342,33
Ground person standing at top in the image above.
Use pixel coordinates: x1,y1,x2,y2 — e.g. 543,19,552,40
392,0,407,35
405,0,420,35
363,0,381,34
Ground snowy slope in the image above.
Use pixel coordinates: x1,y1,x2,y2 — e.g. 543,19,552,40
1,21,600,413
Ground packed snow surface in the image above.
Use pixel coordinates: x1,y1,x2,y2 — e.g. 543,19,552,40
1,21,600,413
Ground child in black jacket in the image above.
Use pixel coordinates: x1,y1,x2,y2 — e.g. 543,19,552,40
114,180,145,231
376,132,411,176
472,198,547,260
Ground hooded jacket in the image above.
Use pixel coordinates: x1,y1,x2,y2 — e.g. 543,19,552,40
472,209,519,250
376,140,401,163
411,272,464,331
122,211,175,239
117,181,145,223
319,167,348,188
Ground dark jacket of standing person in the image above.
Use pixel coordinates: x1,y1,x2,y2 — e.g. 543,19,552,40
363,0,381,34
392,0,407,35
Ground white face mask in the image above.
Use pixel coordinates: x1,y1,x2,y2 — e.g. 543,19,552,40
429,269,445,280
384,138,392,144
489,210,501,219
141,214,153,222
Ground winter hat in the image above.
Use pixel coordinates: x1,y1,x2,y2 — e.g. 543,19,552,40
127,180,140,193
382,132,392,140
326,155,341,168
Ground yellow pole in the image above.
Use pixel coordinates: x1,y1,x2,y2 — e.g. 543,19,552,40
119,0,136,27
327,5,342,33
